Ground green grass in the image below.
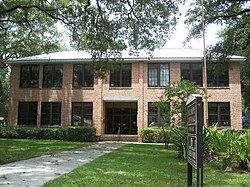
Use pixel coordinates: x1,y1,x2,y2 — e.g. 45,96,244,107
0,138,94,164
43,144,250,187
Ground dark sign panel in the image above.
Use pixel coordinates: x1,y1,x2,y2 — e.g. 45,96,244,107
186,94,203,187
187,100,198,168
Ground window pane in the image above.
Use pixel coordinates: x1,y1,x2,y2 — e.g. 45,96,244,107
192,64,202,86
148,64,158,86
28,102,37,125
148,103,158,126
31,65,39,87
41,103,51,125
207,69,229,87
83,103,93,125
160,64,169,86
181,64,190,81
18,103,28,125
43,66,53,87
122,64,131,87
110,64,120,87
219,71,229,86
73,65,83,87
208,102,230,127
54,65,63,87
181,63,202,86
72,102,93,126
20,66,30,88
52,103,61,125
148,102,170,127
18,102,37,126
72,103,82,125
84,64,94,87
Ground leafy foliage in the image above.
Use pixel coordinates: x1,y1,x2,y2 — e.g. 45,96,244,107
203,127,250,171
186,0,250,116
141,128,172,143
0,67,9,118
158,80,202,126
171,126,187,159
1,0,185,67
0,126,96,142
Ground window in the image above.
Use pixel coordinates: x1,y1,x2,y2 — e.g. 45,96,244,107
73,64,94,87
110,63,131,87
41,102,61,126
148,102,170,127
208,102,230,127
20,65,39,88
207,70,229,87
72,102,93,126
181,63,203,86
43,64,63,87
148,63,169,87
18,102,37,126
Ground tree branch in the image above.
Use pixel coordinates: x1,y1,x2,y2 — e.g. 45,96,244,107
0,4,69,25
214,8,250,20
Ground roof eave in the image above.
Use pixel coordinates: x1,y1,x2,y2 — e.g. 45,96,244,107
7,57,204,64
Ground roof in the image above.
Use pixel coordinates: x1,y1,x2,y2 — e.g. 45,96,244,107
7,48,246,64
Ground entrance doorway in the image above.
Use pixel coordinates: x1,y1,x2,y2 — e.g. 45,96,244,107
105,102,137,135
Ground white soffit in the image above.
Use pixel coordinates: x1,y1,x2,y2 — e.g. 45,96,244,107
103,96,139,101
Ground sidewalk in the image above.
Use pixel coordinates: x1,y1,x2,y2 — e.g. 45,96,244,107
0,141,126,187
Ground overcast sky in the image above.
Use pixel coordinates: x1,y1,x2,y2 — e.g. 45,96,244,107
164,0,223,49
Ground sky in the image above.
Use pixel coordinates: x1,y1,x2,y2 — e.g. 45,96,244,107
164,0,223,50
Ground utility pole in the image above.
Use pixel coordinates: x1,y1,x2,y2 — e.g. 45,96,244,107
201,0,209,127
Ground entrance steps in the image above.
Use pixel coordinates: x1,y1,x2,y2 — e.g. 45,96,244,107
99,134,139,142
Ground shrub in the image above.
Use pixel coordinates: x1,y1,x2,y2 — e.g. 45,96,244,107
141,128,172,144
0,126,18,138
0,126,96,142
37,128,67,140
203,127,250,171
67,126,96,142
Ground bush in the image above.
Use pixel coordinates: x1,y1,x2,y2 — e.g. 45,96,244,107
203,127,250,171
0,126,96,142
171,127,187,159
141,128,172,143
67,126,96,142
0,126,18,138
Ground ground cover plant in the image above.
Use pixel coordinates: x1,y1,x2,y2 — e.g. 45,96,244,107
0,138,94,164
203,127,250,171
43,144,250,187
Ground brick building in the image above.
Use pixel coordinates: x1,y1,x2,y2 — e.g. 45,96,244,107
7,49,245,141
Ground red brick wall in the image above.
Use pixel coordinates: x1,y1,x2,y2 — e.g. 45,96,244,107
8,61,242,136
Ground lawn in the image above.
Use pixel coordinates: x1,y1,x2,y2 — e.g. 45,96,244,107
0,138,94,164
43,144,250,187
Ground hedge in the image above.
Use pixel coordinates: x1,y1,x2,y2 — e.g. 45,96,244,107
141,128,173,143
0,126,96,142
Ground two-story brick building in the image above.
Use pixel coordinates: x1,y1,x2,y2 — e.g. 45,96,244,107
7,48,244,141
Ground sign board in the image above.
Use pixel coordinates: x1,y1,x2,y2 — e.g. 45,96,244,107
186,94,203,187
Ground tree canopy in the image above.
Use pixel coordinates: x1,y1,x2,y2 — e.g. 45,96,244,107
1,0,185,65
186,0,250,117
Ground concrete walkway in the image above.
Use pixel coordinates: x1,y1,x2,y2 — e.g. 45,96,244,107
0,141,126,187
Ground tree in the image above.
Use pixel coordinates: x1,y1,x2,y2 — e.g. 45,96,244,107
1,0,185,67
158,80,202,126
150,80,202,149
185,0,250,116
0,67,9,118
